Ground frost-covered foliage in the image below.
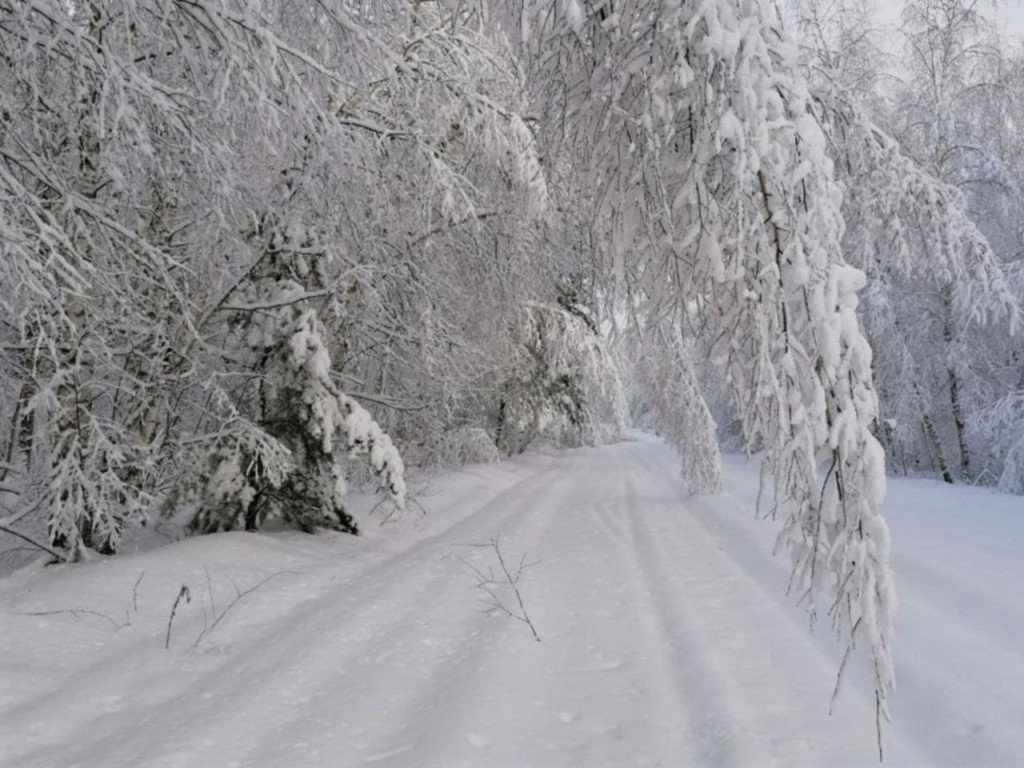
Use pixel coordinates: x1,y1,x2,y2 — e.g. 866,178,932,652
506,0,898,728
976,390,1024,494
890,0,1023,484
0,0,195,557
433,427,501,468
631,321,721,496
496,296,628,455
831,103,1017,323
0,0,565,557
0,1,906,722
12,0,1024,743
999,435,1024,495
795,0,1023,488
816,91,1019,484
172,224,406,535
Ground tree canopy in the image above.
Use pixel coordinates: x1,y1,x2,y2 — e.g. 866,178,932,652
4,0,1024,749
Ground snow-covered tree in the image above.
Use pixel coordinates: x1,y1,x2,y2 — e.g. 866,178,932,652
792,0,1022,486
812,86,1018,481
0,0,603,556
630,318,721,495
172,219,406,535
500,0,898,732
21,0,1024,746
495,289,627,455
888,0,1022,482
0,0,195,557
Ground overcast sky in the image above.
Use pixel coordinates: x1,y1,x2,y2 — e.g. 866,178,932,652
873,0,1024,41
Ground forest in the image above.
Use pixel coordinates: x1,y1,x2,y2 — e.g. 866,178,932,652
1,0,1023,756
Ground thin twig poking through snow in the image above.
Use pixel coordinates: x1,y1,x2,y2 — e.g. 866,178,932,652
165,585,191,650
448,536,541,642
17,607,124,630
370,493,428,526
132,572,145,613
163,585,190,651
164,572,298,652
187,571,297,653
876,691,884,763
16,576,150,631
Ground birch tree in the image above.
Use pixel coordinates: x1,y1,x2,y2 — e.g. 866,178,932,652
793,0,1021,485
498,0,898,739
0,0,606,556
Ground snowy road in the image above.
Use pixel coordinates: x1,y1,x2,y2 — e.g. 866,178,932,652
1,436,1022,767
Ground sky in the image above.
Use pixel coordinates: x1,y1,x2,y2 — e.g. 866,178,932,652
874,0,1024,41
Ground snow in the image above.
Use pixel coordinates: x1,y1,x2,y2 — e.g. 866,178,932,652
1,435,1022,767
563,0,584,34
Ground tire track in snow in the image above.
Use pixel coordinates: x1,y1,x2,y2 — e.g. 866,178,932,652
358,454,595,768
389,443,711,768
889,582,1024,768
562,448,729,765
3,456,575,768
618,439,916,765
894,550,1022,656
688,452,1022,766
1,439,942,768
877,541,1024,766
620,463,747,767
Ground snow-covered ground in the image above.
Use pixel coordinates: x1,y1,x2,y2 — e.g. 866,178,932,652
1,435,1021,767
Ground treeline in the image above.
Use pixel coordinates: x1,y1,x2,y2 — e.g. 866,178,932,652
0,1,626,561
6,0,1024,726
794,0,1024,491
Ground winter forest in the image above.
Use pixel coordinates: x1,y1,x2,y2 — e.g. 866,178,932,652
1,0,1023,766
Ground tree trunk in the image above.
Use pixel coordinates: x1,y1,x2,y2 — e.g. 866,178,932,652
941,285,972,482
947,366,972,482
922,412,954,484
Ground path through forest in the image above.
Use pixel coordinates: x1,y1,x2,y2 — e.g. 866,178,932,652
1,436,1022,767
